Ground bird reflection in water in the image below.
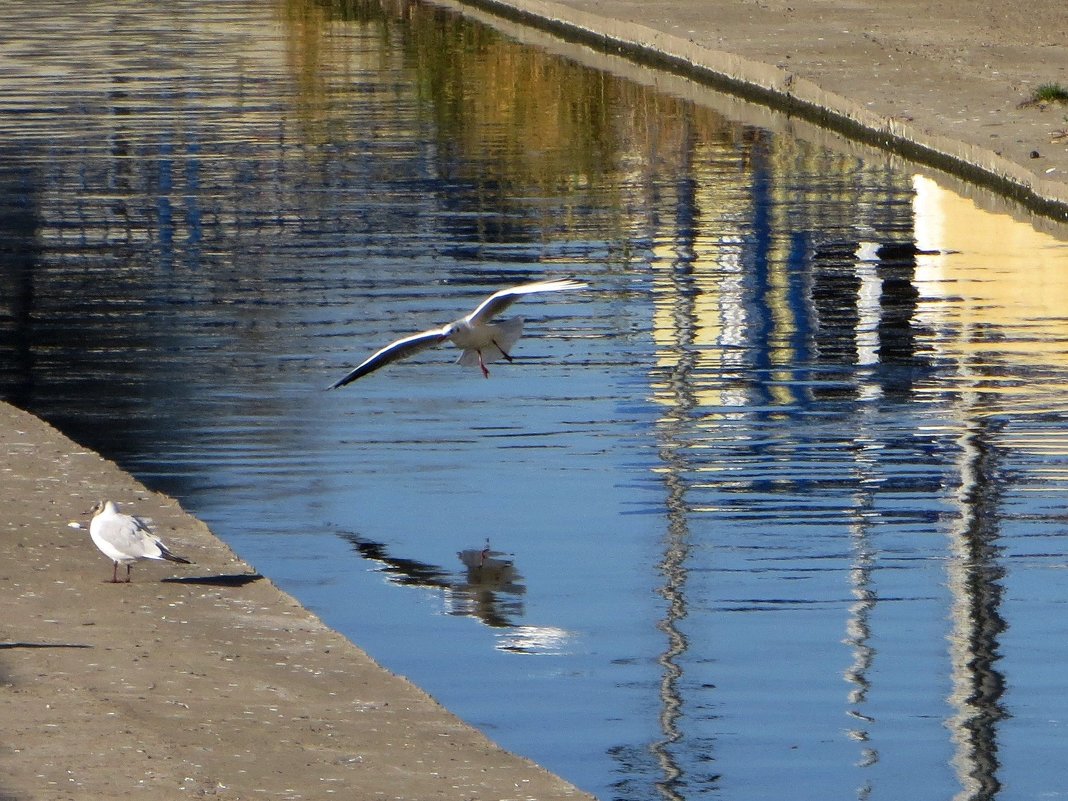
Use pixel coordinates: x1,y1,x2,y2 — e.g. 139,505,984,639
453,543,571,654
340,532,525,629
453,539,525,630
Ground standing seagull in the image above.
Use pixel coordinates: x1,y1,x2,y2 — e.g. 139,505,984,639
329,278,587,388
88,500,191,583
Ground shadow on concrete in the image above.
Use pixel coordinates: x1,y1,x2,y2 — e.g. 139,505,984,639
161,573,264,588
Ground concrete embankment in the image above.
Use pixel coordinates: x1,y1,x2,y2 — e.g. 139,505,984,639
447,0,1068,220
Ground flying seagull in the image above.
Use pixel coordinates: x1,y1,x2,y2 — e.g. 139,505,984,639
88,500,192,583
329,278,588,388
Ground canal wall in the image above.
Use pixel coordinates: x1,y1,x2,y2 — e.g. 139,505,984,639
444,0,1068,221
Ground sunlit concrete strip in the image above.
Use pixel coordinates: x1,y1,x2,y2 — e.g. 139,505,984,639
445,0,1068,220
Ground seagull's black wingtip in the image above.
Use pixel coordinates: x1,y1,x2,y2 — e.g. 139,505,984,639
326,375,353,390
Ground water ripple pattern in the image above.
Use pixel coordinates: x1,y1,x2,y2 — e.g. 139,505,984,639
3,2,1068,800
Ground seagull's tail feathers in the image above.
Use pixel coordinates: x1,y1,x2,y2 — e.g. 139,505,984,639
457,318,523,367
456,349,479,367
157,542,192,564
494,317,523,355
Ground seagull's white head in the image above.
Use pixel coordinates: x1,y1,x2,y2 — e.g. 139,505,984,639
88,500,115,518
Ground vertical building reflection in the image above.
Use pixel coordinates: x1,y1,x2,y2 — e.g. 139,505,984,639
843,430,880,798
647,104,702,801
639,94,995,798
910,177,1031,800
945,410,1008,801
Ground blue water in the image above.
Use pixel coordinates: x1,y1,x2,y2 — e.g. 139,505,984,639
4,1,1068,799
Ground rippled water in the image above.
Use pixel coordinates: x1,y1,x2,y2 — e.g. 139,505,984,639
5,1,1068,799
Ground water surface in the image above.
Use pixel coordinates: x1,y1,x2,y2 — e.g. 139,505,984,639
3,1,1068,799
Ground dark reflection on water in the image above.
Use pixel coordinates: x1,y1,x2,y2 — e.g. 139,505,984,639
3,1,1068,800
341,532,526,627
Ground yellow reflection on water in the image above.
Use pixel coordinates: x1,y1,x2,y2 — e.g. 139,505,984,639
912,174,1068,414
913,174,1068,357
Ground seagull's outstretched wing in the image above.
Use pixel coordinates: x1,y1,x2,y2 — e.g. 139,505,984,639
464,278,588,327
329,327,451,389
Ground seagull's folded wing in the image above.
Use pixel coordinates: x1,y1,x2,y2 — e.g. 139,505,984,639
329,327,450,388
105,517,159,558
